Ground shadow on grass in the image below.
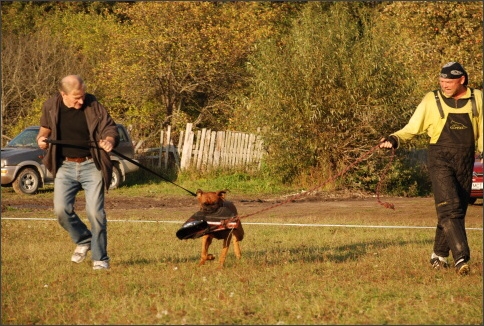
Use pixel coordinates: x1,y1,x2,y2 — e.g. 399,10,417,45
117,238,434,267
121,256,201,266
230,238,433,266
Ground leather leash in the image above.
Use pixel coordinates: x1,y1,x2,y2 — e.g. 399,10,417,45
43,139,197,196
238,144,395,220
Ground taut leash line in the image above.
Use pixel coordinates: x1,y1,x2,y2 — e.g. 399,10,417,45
43,139,197,196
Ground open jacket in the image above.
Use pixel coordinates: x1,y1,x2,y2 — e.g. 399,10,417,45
39,93,120,191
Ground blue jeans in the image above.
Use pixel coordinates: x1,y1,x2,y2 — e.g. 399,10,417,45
54,159,109,262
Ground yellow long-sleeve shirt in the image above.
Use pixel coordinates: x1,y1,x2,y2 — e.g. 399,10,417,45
391,87,483,154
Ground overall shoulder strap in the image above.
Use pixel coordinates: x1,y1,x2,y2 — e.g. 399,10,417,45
470,88,478,117
433,90,444,119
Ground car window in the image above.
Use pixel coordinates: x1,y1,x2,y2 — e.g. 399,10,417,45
117,126,128,143
7,129,39,147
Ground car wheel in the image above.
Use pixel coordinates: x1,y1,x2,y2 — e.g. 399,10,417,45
468,197,477,205
109,164,122,190
12,168,40,195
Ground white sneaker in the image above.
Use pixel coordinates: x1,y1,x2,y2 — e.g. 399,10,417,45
430,252,448,269
455,258,470,276
93,260,110,270
71,245,90,263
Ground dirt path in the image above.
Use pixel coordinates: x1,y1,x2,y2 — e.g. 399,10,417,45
2,189,482,229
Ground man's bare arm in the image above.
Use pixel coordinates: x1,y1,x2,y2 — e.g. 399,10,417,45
36,127,51,149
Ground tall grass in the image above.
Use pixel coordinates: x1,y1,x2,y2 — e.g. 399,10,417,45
1,186,483,324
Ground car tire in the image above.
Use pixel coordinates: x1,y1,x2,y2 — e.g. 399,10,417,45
468,197,477,205
12,167,40,195
109,164,122,190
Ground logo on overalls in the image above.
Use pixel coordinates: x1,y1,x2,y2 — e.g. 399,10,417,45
450,120,467,130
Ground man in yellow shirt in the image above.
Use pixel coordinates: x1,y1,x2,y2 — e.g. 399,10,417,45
380,62,483,276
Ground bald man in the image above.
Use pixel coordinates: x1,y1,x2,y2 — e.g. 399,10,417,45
380,62,483,276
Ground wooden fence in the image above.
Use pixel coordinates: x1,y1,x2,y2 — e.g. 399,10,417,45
139,123,265,171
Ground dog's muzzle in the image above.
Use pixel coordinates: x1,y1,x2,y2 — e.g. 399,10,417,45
200,203,220,214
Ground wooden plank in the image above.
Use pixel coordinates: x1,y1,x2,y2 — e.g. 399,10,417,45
207,130,216,169
180,123,193,170
213,131,224,168
235,132,242,165
195,129,202,166
221,131,228,167
256,135,263,169
234,132,240,166
247,133,255,164
225,131,233,166
195,129,205,170
242,133,249,165
233,132,238,165
201,129,211,170
241,133,247,165
164,125,171,169
185,131,194,169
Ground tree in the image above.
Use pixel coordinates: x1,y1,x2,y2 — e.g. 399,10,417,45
236,2,416,186
380,1,482,91
1,2,117,140
231,1,481,193
93,2,294,145
1,12,87,139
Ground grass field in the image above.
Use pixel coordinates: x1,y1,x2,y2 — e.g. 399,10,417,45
1,186,483,325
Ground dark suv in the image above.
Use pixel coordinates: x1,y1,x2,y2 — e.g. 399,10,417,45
1,124,138,194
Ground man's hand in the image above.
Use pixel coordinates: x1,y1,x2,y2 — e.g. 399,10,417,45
379,138,393,149
99,138,115,152
37,127,51,150
379,136,398,149
37,137,49,150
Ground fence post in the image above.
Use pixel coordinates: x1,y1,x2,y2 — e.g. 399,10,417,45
214,131,224,168
195,128,206,170
201,129,211,170
207,130,216,168
164,125,172,169
180,123,193,170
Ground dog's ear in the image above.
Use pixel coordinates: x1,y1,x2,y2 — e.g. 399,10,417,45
196,189,203,199
217,190,227,200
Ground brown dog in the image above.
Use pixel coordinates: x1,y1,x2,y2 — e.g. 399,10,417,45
195,189,244,268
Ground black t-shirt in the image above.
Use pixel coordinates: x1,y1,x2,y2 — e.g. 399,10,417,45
58,101,91,158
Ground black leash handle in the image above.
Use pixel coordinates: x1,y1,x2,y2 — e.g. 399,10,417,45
44,139,197,196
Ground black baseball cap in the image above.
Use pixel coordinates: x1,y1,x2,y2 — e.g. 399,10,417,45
440,62,468,85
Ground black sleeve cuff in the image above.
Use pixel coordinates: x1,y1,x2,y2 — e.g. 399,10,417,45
386,135,399,149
